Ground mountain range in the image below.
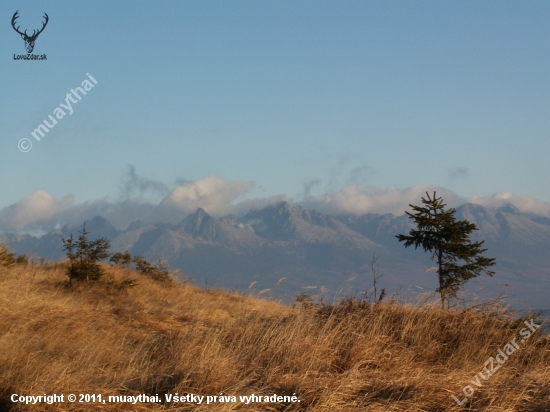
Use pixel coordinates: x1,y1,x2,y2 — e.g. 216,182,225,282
1,201,549,309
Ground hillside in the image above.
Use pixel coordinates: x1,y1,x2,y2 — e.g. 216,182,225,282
0,260,549,411
2,201,550,308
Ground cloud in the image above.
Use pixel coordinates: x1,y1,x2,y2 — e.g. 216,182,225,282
300,184,550,218
299,184,550,218
158,175,252,222
326,155,351,190
233,195,292,215
2,174,550,235
447,167,469,181
0,176,254,234
347,166,376,185
0,191,71,232
121,165,170,200
302,179,321,198
61,199,158,230
0,192,160,235
468,192,550,217
300,185,463,216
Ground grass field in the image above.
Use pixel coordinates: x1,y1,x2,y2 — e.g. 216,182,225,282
0,259,549,411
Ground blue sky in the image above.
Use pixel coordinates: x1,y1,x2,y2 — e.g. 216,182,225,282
1,0,550,232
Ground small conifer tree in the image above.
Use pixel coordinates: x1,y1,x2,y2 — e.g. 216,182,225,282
110,251,132,268
396,192,496,309
61,223,111,282
132,256,173,283
0,244,28,267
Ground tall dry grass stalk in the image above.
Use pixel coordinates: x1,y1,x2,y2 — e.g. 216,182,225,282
0,261,548,411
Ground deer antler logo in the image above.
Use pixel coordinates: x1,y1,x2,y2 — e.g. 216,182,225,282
11,11,49,54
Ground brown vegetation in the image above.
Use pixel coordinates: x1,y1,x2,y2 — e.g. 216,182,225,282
0,256,548,411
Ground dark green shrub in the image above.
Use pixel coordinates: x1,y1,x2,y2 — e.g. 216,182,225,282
110,251,132,268
293,291,316,309
111,248,176,284
132,256,173,283
61,223,111,282
0,244,28,267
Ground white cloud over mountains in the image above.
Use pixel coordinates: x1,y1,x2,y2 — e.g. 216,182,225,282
0,191,70,232
468,192,550,217
1,175,550,234
158,175,252,221
300,185,463,216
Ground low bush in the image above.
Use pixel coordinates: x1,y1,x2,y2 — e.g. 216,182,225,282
61,223,111,282
0,244,28,267
132,256,173,283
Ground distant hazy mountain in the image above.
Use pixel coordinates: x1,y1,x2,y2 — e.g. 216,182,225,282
1,201,549,309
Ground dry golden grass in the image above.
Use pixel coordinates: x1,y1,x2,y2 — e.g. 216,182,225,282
0,260,548,411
